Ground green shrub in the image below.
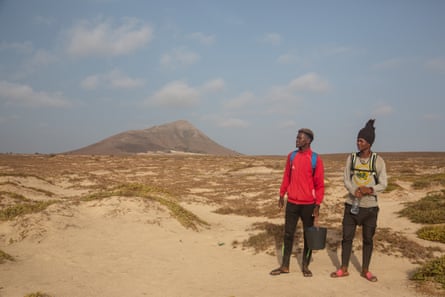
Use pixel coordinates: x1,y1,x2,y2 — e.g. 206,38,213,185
412,173,445,189
417,225,445,243
411,255,445,289
0,200,56,221
398,190,445,224
383,177,402,193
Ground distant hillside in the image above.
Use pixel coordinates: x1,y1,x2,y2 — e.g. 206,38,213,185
64,120,241,156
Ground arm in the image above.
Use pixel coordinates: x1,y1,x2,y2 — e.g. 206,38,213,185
312,156,325,224
313,156,325,206
278,154,292,208
371,155,388,193
344,154,359,195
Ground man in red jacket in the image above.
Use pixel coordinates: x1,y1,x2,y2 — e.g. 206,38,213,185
270,128,325,277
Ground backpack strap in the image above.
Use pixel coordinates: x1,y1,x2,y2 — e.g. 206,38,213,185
350,152,378,184
290,149,317,176
350,152,357,178
351,152,356,169
311,152,317,176
370,152,378,184
290,149,298,164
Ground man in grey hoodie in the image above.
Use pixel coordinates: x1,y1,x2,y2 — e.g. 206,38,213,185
331,119,387,282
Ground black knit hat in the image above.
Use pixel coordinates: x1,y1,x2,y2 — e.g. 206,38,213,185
357,119,375,145
298,128,314,141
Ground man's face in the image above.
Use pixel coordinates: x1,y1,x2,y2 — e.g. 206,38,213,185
296,132,309,148
356,138,370,151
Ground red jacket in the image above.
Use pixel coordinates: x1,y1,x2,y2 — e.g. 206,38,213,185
279,148,324,205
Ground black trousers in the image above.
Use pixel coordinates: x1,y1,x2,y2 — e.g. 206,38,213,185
281,202,315,269
341,203,379,271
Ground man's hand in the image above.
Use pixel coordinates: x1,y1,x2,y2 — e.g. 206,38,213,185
356,186,374,197
313,205,320,217
354,188,363,198
313,205,320,227
359,186,374,195
278,196,285,209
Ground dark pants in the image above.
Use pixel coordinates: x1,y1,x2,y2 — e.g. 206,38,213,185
341,203,379,271
281,202,315,269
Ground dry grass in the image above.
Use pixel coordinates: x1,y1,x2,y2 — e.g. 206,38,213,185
23,293,53,297
0,249,14,264
0,192,57,221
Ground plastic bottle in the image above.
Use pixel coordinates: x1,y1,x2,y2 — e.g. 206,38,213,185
350,198,360,215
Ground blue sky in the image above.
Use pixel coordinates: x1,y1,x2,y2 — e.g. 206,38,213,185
1,0,444,155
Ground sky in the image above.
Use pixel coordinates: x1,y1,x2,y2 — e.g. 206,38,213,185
1,0,444,155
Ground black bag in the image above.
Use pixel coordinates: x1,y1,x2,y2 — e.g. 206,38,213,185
305,226,327,250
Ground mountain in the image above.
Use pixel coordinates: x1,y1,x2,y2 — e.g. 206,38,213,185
64,120,241,156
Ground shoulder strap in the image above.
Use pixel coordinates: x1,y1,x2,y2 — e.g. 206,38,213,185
369,152,377,172
370,152,378,183
311,152,317,176
288,149,298,181
350,152,357,174
289,149,317,175
290,149,298,164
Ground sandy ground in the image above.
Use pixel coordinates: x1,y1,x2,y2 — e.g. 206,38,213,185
0,153,443,297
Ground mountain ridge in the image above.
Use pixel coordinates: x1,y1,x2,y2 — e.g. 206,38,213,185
64,120,241,156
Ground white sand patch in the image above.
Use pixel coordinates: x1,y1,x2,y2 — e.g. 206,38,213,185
189,188,214,193
231,166,279,175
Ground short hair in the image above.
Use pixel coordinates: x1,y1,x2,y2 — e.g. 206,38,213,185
298,128,314,142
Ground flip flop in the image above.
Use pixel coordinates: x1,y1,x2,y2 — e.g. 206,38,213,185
361,271,378,282
270,267,289,275
302,267,313,277
330,268,349,278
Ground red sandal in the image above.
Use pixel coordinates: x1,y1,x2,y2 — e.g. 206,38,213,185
330,268,349,278
361,271,378,282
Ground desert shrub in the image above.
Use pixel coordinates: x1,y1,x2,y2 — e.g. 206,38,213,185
0,249,14,264
0,191,28,201
214,205,263,217
0,173,51,183
398,190,445,224
0,200,57,221
417,225,445,244
412,173,445,189
384,177,402,193
411,255,445,289
23,293,53,297
374,228,440,263
242,222,283,254
214,206,235,215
